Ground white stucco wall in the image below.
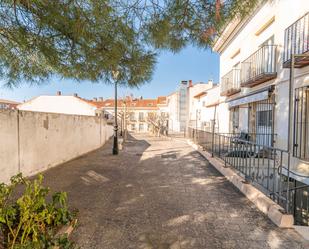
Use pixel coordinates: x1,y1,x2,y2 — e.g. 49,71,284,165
215,0,309,173
167,92,181,132
0,110,113,183
18,96,97,116
219,0,309,79
198,86,229,133
187,82,214,124
0,111,19,183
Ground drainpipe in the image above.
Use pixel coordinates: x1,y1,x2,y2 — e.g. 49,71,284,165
286,54,295,213
287,54,295,153
211,105,217,157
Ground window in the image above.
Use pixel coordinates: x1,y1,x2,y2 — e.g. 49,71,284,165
248,96,275,147
260,35,274,47
229,107,239,133
257,110,273,127
293,86,309,160
0,103,9,109
139,112,144,121
131,123,136,130
130,112,135,121
139,123,144,131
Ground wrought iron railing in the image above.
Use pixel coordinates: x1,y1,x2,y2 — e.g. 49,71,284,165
220,69,241,96
188,127,309,226
283,12,309,64
241,45,277,87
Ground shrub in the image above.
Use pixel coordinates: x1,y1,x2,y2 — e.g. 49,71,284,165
0,173,77,249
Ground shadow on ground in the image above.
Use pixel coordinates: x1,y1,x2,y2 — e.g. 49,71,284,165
40,134,308,249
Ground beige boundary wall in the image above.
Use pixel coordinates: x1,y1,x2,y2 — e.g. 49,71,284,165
0,110,113,183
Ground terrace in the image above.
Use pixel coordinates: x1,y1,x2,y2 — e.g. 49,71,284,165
240,45,277,87
283,12,309,68
220,68,241,96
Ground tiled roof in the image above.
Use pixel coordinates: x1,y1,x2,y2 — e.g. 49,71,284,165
98,96,167,109
157,96,167,105
82,99,105,108
0,99,20,105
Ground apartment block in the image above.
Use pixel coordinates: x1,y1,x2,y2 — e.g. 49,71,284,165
100,96,167,133
213,0,309,173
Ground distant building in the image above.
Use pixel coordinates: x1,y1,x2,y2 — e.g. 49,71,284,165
166,80,214,133
187,80,216,130
17,92,101,116
191,85,229,133
166,81,188,133
100,96,167,133
0,99,20,110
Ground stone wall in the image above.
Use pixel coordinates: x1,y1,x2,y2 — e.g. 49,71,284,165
0,110,113,183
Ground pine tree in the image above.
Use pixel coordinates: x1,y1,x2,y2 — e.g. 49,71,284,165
0,0,261,87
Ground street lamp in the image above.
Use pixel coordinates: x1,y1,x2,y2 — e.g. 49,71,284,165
112,70,119,155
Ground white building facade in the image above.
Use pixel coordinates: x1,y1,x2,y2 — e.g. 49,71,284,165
18,95,99,116
196,86,230,133
101,97,167,133
213,0,309,175
166,80,215,133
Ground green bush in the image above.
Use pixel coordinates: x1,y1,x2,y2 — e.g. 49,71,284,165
0,173,77,249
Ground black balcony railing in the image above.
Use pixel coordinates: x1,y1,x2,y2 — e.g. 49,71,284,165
283,12,309,68
188,128,309,226
220,69,241,96
241,45,277,87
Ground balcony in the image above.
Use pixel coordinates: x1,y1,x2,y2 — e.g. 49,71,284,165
241,45,277,87
220,69,241,96
283,12,309,68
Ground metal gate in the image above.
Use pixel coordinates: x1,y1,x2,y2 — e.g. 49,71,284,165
248,94,275,146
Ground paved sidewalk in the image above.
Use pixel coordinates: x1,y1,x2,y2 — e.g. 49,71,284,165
42,134,308,249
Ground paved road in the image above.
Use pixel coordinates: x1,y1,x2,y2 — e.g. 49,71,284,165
42,134,308,249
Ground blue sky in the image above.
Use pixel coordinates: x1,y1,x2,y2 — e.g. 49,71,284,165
0,46,219,102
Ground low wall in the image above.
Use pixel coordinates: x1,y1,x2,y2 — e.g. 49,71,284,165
0,110,113,183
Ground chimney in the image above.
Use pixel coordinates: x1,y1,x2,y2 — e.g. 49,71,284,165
73,93,78,97
189,80,193,87
99,97,103,102
208,79,213,86
140,96,143,100
56,91,61,96
181,80,188,86
93,97,98,102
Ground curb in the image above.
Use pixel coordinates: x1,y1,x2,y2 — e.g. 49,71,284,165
186,139,294,228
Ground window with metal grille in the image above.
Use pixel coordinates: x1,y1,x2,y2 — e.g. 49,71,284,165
229,107,239,133
257,110,273,127
293,86,309,159
248,96,275,147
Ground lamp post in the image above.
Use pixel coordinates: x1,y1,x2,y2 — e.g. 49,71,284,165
112,70,119,155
